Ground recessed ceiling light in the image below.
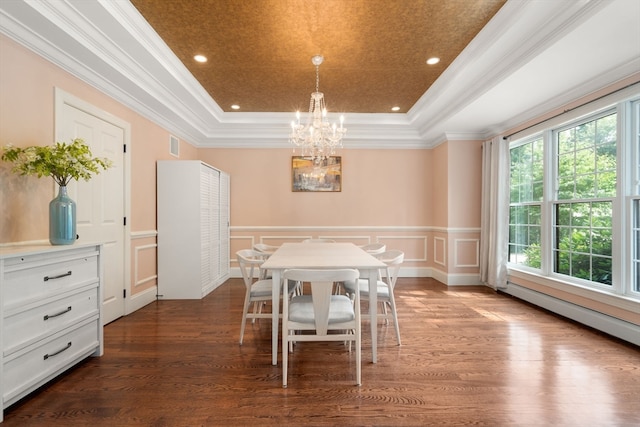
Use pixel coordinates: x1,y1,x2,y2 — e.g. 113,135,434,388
391,106,401,111
231,104,240,110
426,57,440,65
194,55,207,63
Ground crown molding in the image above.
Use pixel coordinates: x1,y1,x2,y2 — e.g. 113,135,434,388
1,0,637,151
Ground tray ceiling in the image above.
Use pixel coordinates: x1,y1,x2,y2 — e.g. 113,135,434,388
129,0,506,114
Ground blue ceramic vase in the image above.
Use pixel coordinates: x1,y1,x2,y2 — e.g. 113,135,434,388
49,186,76,245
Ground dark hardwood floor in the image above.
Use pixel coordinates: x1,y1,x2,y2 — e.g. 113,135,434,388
3,278,639,426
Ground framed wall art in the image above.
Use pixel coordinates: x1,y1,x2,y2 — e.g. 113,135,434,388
292,156,342,192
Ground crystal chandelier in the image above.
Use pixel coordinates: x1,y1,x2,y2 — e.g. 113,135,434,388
289,55,346,163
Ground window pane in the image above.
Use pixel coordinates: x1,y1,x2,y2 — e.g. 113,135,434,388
597,171,617,196
558,128,574,154
575,121,595,150
592,256,612,285
592,228,611,256
553,113,616,286
554,201,612,286
595,114,617,145
557,113,617,201
634,200,640,292
509,138,543,268
556,250,570,275
572,253,591,280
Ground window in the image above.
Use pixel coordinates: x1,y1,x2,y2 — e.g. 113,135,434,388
633,100,640,292
509,92,640,299
553,113,616,285
634,199,640,292
509,137,543,267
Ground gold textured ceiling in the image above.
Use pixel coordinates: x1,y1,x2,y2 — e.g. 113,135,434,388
130,0,506,113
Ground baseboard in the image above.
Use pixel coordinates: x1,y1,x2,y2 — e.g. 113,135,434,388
504,283,640,346
126,285,157,314
430,268,482,286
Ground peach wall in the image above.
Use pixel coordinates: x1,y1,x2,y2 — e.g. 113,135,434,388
1,35,66,241
198,148,433,226
447,140,483,228
200,146,482,284
430,143,449,227
0,35,200,298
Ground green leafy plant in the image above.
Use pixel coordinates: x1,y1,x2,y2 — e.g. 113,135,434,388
1,138,112,187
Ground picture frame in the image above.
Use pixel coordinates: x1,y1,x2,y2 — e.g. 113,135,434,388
292,156,342,192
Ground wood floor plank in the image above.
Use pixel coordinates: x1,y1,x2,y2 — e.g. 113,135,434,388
3,278,639,426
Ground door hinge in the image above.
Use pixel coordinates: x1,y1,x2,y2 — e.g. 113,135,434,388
123,144,127,153
123,217,127,226
123,289,127,298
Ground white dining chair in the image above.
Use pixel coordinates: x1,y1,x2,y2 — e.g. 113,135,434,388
332,243,387,295
359,243,386,254
343,250,404,345
302,238,336,243
236,249,296,345
253,243,279,255
281,268,361,388
253,243,280,279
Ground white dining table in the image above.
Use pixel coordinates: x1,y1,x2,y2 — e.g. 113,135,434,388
260,242,386,365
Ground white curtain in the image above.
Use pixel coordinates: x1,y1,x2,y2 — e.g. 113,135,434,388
479,136,510,290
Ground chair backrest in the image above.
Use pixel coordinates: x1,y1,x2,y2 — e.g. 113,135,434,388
283,269,359,335
236,249,266,288
302,238,336,243
377,250,404,290
253,243,279,254
360,243,386,254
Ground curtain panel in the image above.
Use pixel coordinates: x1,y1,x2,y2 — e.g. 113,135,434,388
479,136,509,289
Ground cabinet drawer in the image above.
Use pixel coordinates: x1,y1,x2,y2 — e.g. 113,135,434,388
3,252,98,308
3,317,100,405
3,286,99,356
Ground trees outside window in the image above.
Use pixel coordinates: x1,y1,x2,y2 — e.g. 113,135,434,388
553,113,616,285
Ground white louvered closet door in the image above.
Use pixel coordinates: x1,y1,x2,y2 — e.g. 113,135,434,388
219,172,230,278
200,164,213,294
210,168,221,287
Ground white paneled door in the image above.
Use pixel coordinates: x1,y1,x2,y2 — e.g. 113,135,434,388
56,91,127,324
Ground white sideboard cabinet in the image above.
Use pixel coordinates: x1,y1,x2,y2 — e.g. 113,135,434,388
157,161,230,299
0,243,104,422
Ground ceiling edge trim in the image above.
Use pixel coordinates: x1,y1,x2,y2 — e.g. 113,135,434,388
102,0,225,120
493,63,640,140
193,137,432,150
408,0,605,139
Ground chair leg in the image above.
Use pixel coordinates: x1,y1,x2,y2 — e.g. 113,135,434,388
355,330,361,386
239,293,252,345
282,331,289,388
251,301,261,324
381,301,389,325
389,297,401,345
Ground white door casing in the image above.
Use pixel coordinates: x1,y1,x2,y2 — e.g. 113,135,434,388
54,88,130,324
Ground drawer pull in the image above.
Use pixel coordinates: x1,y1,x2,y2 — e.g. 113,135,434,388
44,306,72,321
44,342,72,360
44,271,72,281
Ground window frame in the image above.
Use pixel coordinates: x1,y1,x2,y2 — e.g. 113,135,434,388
507,90,640,302
550,109,617,290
